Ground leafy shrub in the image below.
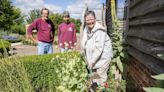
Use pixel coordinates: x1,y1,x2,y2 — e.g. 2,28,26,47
0,57,33,92
0,39,11,58
0,52,88,92
0,30,8,39
11,24,25,35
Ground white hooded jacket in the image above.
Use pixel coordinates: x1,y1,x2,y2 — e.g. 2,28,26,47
82,22,113,69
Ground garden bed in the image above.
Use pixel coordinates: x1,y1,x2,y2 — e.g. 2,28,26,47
0,52,121,92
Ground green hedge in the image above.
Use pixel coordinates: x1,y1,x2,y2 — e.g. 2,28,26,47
0,57,33,92
0,39,11,57
0,52,88,92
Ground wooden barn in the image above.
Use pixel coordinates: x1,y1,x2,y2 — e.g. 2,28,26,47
106,0,164,91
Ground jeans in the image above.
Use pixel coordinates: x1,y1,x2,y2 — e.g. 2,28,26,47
37,41,53,54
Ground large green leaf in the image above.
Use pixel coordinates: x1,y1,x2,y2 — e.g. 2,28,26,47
157,54,164,60
116,56,123,73
120,52,125,58
110,65,117,75
118,46,123,52
151,74,164,80
143,87,164,92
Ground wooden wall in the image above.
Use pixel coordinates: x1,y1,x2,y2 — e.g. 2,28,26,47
125,0,164,91
106,0,113,36
106,0,164,91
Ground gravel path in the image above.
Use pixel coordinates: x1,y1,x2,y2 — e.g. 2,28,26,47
12,35,81,56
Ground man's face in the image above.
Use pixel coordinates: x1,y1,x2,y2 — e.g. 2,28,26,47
63,16,70,23
41,10,49,20
85,14,96,30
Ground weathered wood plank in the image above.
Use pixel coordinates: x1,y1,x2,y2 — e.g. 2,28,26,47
126,37,164,57
129,0,164,18
127,46,164,74
129,0,143,9
129,17,164,26
127,57,156,87
124,0,164,90
126,25,164,44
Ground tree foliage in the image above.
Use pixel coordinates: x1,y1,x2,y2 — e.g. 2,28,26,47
0,0,14,31
49,13,63,32
73,19,81,33
26,9,41,24
49,13,81,33
0,0,25,34
11,8,26,34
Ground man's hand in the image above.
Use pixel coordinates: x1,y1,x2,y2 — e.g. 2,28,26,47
34,39,38,44
28,34,38,44
74,42,77,46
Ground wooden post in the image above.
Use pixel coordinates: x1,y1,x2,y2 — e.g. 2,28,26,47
101,3,105,27
80,4,88,50
25,24,30,39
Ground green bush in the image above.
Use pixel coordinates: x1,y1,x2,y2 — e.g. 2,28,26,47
0,57,33,92
0,52,88,92
0,39,11,58
11,24,25,35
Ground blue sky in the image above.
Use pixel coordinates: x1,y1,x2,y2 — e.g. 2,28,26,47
12,0,124,19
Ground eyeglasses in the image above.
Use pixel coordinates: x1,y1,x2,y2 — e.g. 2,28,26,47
85,19,95,22
63,16,70,18
42,13,49,14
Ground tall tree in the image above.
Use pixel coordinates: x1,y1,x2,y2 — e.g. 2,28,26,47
26,9,41,24
73,19,81,33
12,8,24,24
11,8,26,34
49,13,63,31
0,0,14,31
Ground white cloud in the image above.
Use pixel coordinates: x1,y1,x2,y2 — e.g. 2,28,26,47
14,0,62,15
66,0,104,20
117,1,125,19
45,4,62,14
13,0,105,20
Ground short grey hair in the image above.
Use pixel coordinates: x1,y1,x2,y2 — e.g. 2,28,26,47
63,11,70,17
84,10,96,18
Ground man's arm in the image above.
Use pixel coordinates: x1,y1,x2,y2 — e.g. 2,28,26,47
28,34,38,43
27,20,38,43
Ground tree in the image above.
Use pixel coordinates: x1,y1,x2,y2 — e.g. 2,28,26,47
26,9,41,24
0,0,25,35
49,13,63,32
0,0,14,31
12,8,24,24
10,7,26,34
73,19,81,33
49,13,81,33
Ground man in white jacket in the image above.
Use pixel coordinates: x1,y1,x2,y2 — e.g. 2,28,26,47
82,10,113,86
